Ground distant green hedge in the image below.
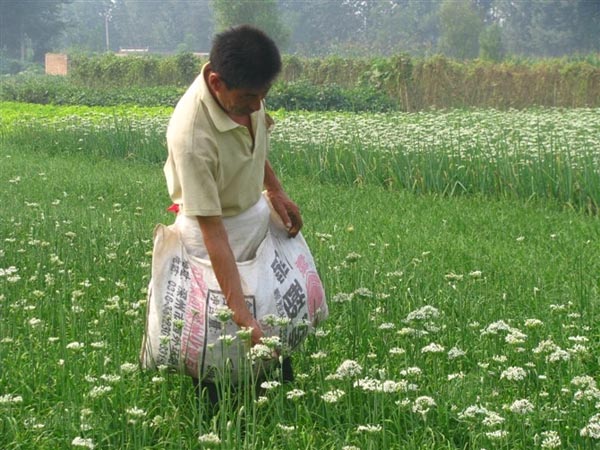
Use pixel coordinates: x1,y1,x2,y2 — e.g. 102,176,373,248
0,75,185,107
268,81,398,112
0,74,396,112
63,52,600,109
4,52,600,110
68,52,203,88
0,57,43,76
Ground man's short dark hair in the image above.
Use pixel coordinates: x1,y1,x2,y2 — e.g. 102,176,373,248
210,25,282,90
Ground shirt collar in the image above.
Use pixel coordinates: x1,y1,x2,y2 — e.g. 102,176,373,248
199,63,262,133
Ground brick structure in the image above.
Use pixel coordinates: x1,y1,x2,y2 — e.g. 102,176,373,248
45,53,68,75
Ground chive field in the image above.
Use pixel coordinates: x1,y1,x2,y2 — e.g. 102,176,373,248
1,102,600,449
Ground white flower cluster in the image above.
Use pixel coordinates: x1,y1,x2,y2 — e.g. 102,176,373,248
546,348,571,363
0,393,23,404
212,305,233,322
524,318,544,328
537,430,562,449
120,362,138,373
400,367,422,378
421,342,445,354
480,320,515,335
355,424,382,433
447,346,466,359
485,429,508,440
71,437,95,449
353,287,373,299
126,406,146,417
86,385,112,399
572,375,597,389
406,305,440,322
286,389,306,400
198,432,221,445
328,360,363,380
353,377,408,393
321,389,345,403
508,399,535,414
332,292,354,303
458,405,505,427
260,381,281,391
412,396,436,416
572,375,600,403
249,344,273,361
277,423,296,433
260,335,281,349
580,413,600,439
0,266,18,277
66,342,85,351
500,366,527,381
389,347,406,356
533,339,559,354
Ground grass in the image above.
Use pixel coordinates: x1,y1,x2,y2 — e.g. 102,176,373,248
2,130,600,449
2,103,599,213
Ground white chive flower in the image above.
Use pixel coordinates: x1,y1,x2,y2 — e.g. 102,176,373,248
198,432,221,446
71,437,95,449
500,366,527,381
321,389,345,403
412,396,436,416
334,360,363,379
508,399,535,414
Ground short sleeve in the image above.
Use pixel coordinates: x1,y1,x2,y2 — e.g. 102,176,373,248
169,130,222,216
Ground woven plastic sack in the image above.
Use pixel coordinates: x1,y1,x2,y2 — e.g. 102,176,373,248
140,210,327,383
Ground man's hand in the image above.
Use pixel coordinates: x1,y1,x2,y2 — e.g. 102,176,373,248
231,309,265,347
267,189,303,237
198,215,265,346
246,318,265,347
263,160,303,237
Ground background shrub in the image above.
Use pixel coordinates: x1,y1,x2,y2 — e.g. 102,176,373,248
2,52,599,110
0,74,397,111
267,81,398,112
68,52,205,88
0,74,185,106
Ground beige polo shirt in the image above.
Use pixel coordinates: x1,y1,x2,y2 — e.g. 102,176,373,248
164,64,273,217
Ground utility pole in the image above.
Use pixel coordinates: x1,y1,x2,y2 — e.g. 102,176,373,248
101,1,115,52
104,13,110,51
20,21,25,62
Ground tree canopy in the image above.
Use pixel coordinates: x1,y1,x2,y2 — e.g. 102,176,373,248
212,0,289,49
2,0,599,65
0,0,69,61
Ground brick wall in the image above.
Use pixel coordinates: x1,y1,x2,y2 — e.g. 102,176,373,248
45,53,68,75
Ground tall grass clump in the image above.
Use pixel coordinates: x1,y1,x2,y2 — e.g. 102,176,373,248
0,102,170,163
269,108,600,213
2,103,599,213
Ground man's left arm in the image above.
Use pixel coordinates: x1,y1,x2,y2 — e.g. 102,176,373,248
264,160,303,237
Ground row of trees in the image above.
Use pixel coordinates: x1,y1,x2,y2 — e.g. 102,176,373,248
1,0,599,65
278,0,600,59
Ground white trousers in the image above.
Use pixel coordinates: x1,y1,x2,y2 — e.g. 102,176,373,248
174,195,270,262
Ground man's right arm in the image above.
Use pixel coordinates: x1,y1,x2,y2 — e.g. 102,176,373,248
196,215,264,346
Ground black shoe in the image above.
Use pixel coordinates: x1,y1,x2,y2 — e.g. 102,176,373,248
281,356,294,383
192,378,219,417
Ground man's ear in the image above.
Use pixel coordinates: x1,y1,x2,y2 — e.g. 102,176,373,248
208,72,224,93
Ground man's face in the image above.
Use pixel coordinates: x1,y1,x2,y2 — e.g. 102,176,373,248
212,76,270,117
